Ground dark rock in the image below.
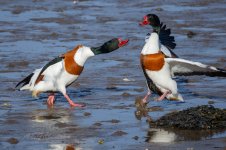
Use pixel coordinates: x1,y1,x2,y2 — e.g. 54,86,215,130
149,105,226,129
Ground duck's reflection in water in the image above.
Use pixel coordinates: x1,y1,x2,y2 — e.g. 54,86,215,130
49,144,82,150
145,128,226,143
145,128,177,143
31,107,73,123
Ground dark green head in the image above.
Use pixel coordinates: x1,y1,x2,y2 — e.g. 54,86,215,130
91,38,129,55
139,14,161,32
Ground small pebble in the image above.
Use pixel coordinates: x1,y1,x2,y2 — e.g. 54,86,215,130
111,130,128,136
83,112,91,116
155,8,163,11
1,103,11,107
98,139,104,144
132,136,139,140
187,31,196,38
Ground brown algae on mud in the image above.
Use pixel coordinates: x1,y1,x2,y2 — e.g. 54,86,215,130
149,105,226,129
6,137,19,144
111,130,128,136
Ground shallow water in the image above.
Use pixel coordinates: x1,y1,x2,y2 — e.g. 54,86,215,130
0,0,226,149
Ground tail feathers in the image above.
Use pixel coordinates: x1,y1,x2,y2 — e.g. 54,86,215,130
15,73,34,90
213,67,226,77
167,93,184,102
159,22,176,50
20,84,30,90
176,94,184,102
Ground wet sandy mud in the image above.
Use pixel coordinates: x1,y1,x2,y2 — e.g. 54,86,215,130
0,0,226,150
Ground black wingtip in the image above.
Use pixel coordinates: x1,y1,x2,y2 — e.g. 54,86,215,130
212,67,226,77
15,73,34,89
159,22,176,50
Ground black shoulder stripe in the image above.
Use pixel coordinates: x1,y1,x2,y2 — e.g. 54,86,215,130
35,57,63,83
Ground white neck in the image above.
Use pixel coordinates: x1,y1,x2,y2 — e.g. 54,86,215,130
141,32,160,55
74,46,95,66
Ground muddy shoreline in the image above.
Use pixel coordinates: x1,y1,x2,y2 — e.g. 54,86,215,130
0,0,226,149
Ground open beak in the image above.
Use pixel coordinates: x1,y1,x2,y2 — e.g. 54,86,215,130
118,38,129,47
139,16,149,26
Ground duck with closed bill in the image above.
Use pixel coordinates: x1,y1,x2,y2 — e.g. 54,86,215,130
139,14,226,105
139,14,179,106
16,38,129,107
139,14,178,58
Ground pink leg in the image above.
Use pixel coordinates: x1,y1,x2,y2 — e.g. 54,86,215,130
157,91,170,101
142,90,152,104
47,93,55,106
63,93,85,107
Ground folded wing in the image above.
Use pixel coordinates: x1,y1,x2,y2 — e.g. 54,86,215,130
166,58,226,77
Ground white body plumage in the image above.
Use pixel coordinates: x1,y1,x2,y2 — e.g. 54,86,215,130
142,32,183,101
20,46,94,96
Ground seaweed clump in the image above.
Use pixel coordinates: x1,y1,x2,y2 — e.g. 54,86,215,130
149,105,226,129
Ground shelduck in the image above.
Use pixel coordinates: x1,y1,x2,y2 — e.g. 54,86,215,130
16,38,129,107
139,14,226,105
